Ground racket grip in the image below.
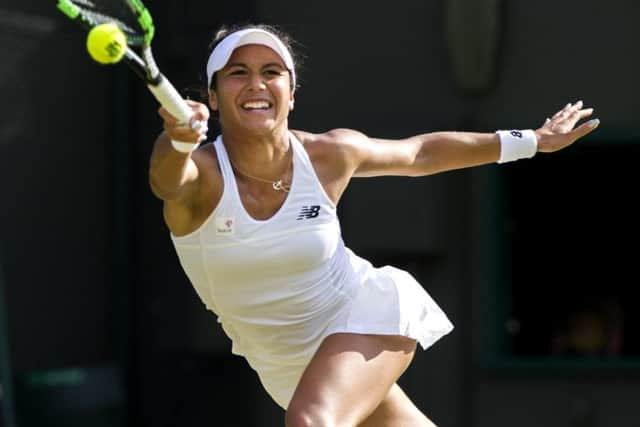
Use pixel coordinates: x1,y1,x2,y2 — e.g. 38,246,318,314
147,75,201,129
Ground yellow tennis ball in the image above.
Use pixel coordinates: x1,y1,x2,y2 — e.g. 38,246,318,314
86,23,127,64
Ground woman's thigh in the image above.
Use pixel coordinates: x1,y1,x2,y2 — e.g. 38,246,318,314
285,333,417,427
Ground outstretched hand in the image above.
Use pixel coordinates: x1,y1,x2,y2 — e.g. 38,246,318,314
159,100,210,144
535,101,599,153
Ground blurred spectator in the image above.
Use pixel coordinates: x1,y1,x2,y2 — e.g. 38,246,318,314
552,298,624,357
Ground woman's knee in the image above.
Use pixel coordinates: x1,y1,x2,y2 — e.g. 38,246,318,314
284,402,337,427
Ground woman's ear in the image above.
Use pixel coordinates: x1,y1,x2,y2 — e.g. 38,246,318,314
208,89,218,111
289,91,295,111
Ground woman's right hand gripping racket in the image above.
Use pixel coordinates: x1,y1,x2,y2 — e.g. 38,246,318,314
56,0,202,134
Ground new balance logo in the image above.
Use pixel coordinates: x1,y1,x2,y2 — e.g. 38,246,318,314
297,205,320,220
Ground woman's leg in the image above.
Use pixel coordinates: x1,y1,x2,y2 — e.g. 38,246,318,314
284,333,421,427
359,383,437,427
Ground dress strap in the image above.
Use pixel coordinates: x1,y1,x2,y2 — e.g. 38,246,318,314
212,135,236,188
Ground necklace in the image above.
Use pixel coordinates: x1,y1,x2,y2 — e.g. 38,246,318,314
228,149,292,193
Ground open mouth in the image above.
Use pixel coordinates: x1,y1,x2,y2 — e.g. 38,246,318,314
241,100,273,110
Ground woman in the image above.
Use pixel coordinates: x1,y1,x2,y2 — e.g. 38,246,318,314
149,24,598,427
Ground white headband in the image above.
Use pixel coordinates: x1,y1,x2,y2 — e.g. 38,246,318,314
206,28,296,89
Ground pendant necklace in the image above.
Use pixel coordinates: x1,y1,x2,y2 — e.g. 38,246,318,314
229,149,292,193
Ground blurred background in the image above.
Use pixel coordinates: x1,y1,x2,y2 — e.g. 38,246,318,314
1,0,638,426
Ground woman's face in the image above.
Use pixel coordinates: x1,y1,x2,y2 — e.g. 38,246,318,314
209,44,294,136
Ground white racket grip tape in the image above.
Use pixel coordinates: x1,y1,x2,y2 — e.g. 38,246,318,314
147,75,202,130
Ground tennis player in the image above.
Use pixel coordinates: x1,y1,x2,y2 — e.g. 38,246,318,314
149,24,599,427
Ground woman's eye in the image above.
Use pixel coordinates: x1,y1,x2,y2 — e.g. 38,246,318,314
264,69,283,76
229,69,247,76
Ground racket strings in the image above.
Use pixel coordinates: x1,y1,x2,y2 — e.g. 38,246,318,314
67,0,145,44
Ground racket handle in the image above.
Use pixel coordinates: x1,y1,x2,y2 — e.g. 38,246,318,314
147,75,201,129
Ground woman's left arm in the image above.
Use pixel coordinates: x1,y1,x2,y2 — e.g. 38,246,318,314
351,100,599,177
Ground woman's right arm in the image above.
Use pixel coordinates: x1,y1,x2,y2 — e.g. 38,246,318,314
148,101,209,202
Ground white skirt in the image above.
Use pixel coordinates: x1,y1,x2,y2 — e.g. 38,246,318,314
240,252,454,409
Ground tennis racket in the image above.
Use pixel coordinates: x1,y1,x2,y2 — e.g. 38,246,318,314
56,0,196,126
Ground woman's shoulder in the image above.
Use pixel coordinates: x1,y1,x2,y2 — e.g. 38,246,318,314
292,128,368,146
192,140,220,169
292,128,368,160
290,129,368,202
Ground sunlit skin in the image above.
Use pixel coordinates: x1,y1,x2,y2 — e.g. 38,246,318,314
208,45,295,181
149,33,599,426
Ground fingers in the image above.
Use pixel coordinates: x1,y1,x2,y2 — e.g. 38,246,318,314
571,118,600,140
158,105,180,125
537,115,600,153
185,100,210,123
552,100,583,120
552,102,573,119
159,101,210,124
570,107,594,121
545,100,597,133
158,100,210,143
185,100,210,140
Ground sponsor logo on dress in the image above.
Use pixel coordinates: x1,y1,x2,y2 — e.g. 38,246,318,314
297,205,320,220
215,217,235,235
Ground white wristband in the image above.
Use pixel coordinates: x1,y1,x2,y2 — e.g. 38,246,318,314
171,139,199,153
496,130,538,163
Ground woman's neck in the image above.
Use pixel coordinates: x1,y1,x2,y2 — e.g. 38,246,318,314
222,126,292,178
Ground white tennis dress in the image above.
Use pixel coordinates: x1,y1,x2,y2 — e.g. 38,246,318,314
171,133,454,408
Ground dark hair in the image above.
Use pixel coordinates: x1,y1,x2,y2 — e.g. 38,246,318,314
204,23,302,93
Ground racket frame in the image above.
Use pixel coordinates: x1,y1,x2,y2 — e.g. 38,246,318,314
56,0,195,124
